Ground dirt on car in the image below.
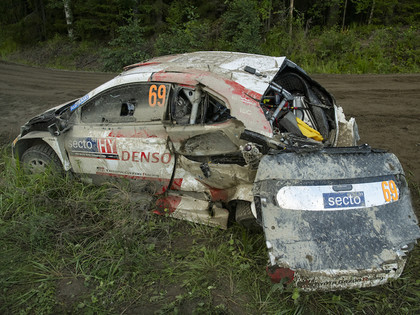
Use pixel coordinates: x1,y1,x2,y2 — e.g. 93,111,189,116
0,60,419,217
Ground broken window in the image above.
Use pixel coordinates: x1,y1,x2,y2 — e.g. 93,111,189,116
170,87,231,125
81,83,169,124
261,69,335,141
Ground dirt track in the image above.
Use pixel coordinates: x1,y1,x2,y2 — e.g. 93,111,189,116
1,61,419,211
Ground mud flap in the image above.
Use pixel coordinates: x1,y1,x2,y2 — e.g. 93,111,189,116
254,147,420,291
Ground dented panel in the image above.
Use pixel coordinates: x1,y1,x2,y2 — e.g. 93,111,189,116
293,259,406,291
65,124,175,192
256,149,420,290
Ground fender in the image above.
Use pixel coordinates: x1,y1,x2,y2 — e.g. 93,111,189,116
13,131,72,171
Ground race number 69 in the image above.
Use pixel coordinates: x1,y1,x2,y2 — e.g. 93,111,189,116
149,85,166,107
381,180,399,202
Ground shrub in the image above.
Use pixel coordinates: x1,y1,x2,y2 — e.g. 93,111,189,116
102,17,151,72
155,19,213,56
218,0,263,54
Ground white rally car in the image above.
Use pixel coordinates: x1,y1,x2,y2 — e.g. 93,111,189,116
12,52,420,291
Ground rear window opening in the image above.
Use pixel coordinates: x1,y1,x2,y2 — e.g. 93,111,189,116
261,69,336,142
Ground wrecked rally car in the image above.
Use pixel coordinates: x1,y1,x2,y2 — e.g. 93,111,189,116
12,51,420,291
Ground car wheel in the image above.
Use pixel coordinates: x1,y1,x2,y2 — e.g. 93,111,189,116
21,144,62,174
235,201,260,230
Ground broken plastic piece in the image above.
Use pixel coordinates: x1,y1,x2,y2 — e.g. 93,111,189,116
244,65,266,77
296,117,323,141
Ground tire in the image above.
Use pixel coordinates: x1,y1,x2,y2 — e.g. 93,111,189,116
235,201,260,230
21,144,62,174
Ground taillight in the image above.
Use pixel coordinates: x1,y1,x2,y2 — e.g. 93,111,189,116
266,265,295,284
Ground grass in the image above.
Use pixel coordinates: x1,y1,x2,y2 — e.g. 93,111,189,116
0,34,104,72
1,145,420,314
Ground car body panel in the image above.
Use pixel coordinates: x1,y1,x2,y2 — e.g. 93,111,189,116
65,124,175,192
255,149,420,291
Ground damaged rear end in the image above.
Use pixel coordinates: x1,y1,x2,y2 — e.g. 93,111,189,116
254,146,420,291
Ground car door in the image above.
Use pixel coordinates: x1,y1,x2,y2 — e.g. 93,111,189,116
164,85,253,191
165,85,244,155
64,82,175,192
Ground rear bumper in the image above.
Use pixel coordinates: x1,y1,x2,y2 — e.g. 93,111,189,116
267,258,406,291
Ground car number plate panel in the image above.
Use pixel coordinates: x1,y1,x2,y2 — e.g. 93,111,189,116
276,180,399,211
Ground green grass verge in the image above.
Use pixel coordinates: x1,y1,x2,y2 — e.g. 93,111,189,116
1,146,420,314
0,34,104,72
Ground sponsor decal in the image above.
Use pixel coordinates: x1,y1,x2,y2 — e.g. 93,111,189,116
323,191,365,209
381,180,399,202
68,137,119,159
70,94,90,112
148,84,167,107
121,151,172,164
277,180,398,211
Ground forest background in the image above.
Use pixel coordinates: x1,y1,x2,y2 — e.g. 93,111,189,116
0,0,419,73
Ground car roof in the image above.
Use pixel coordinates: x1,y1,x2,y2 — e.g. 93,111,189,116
123,51,286,95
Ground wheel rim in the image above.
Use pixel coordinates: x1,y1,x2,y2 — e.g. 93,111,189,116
27,158,48,173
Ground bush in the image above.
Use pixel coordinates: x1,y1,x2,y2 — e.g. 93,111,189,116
102,17,151,72
155,19,213,56
218,0,263,54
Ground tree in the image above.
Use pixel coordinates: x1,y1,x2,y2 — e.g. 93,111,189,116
219,0,263,53
289,0,294,36
327,0,341,27
155,3,213,55
352,0,376,25
31,0,47,40
102,16,150,71
63,0,74,39
368,0,375,25
342,0,348,30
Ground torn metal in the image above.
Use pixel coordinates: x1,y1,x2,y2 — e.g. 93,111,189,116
12,51,420,291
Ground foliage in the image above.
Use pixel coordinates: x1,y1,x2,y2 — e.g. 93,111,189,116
309,25,420,73
261,24,419,74
0,34,102,71
102,17,151,72
217,0,263,54
155,3,214,56
1,0,419,45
